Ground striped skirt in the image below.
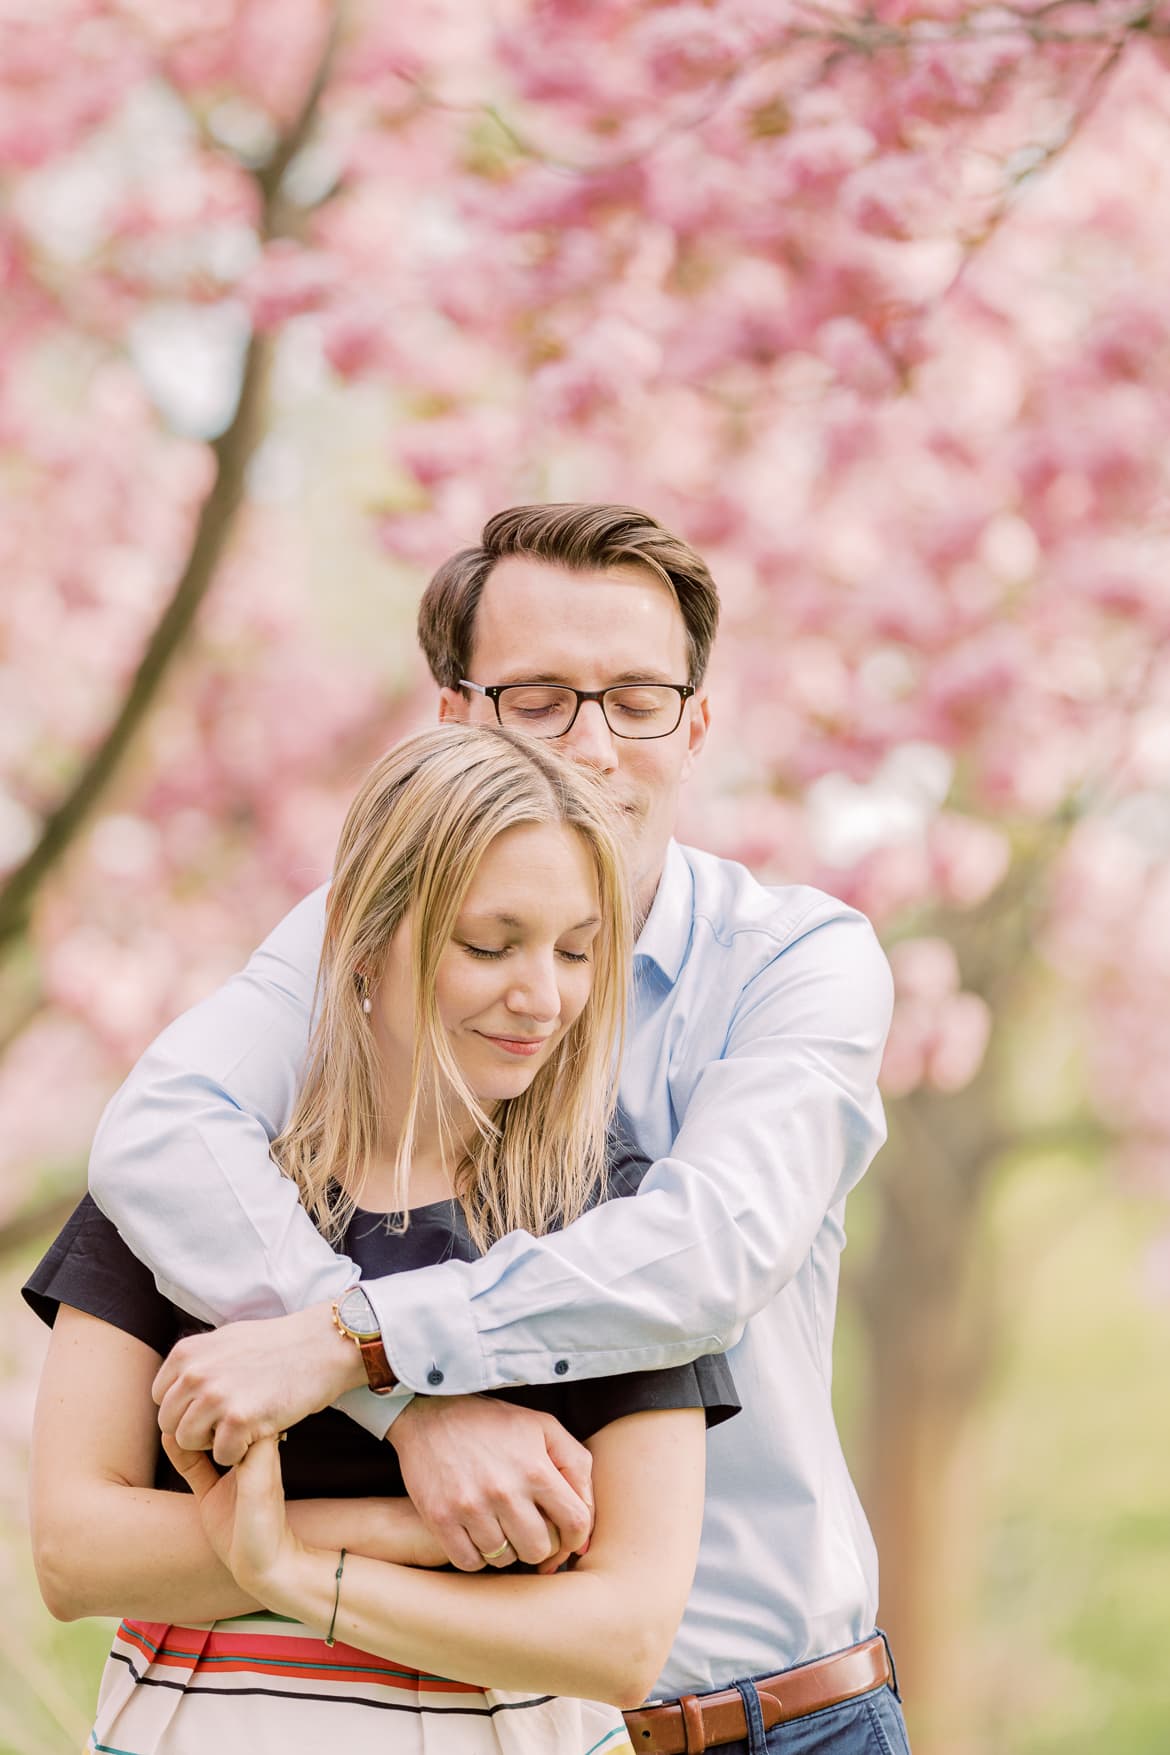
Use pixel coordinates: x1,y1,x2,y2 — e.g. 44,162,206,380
86,1613,634,1755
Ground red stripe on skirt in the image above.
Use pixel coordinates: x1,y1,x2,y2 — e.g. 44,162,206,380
119,1620,486,1692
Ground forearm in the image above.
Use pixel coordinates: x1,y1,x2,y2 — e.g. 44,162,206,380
370,1192,749,1398
369,913,893,1395
258,1548,660,1708
287,1495,440,1570
217,1411,701,1706
36,1485,433,1625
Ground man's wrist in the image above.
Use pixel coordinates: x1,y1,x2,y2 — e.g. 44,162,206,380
312,1302,369,1396
332,1285,397,1394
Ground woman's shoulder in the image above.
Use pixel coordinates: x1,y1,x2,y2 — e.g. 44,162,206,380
22,1192,183,1358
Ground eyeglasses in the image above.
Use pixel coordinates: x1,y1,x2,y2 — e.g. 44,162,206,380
460,680,696,740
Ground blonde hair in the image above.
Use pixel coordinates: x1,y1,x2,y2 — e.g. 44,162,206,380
272,726,631,1251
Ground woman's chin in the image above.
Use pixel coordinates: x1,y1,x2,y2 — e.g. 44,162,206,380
473,1068,542,1104
464,1055,548,1105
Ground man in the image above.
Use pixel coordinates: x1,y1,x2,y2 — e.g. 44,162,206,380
90,502,906,1752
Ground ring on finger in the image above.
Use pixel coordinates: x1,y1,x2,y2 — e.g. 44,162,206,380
478,1539,513,1562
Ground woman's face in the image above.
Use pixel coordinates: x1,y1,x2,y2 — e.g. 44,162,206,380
373,820,603,1109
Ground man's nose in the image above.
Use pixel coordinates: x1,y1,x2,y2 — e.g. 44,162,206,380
559,699,618,773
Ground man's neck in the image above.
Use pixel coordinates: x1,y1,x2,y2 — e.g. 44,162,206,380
633,857,668,938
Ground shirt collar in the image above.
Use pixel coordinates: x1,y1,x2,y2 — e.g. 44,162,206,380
634,840,693,984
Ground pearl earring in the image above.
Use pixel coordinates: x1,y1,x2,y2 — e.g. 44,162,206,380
356,972,372,1014
362,995,372,1014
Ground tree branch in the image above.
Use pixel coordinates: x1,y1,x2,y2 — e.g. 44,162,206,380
0,10,342,965
942,24,1137,300
396,3,1162,182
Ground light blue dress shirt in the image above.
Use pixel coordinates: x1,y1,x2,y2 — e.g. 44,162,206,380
89,839,893,1696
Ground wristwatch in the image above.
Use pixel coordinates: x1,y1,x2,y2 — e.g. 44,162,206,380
332,1285,397,1395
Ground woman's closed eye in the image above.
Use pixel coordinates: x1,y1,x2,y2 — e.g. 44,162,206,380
461,941,591,964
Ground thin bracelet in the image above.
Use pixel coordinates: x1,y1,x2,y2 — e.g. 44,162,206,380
325,1548,347,1648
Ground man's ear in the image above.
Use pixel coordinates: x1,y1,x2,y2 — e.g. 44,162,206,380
438,687,470,724
680,688,710,781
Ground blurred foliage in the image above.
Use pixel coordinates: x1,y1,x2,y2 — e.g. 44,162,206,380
3,5,1170,1750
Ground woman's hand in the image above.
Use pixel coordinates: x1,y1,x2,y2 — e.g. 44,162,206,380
162,1433,300,1595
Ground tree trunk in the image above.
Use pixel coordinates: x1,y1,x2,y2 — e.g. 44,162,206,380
854,1085,999,1755
0,9,341,965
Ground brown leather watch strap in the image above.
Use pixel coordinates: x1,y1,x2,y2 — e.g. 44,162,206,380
332,1292,398,1396
357,1334,397,1395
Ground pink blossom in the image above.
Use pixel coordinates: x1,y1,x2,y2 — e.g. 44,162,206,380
881,938,992,1095
632,7,756,92
929,814,1011,908
816,317,899,398
243,241,339,330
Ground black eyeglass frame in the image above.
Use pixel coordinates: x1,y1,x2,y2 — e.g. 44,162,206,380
459,679,696,740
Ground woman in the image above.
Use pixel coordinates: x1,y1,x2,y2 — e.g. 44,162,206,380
25,725,737,1755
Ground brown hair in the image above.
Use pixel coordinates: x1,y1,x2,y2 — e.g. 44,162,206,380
417,503,720,692
271,725,631,1251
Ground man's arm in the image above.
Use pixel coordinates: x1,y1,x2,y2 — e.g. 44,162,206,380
89,885,886,1565
87,887,406,1439
368,907,893,1394
88,886,349,1321
96,896,889,1395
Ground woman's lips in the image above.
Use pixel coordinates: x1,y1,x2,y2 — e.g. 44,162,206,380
477,1032,551,1057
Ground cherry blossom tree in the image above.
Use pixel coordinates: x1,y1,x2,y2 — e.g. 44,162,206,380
3,3,1169,1744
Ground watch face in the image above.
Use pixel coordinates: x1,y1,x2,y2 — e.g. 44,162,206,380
338,1286,379,1339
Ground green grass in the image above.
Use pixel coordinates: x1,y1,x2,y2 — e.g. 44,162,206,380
974,1158,1170,1755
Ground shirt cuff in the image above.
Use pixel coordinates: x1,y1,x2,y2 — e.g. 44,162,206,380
364,1261,487,1397
333,1382,416,1438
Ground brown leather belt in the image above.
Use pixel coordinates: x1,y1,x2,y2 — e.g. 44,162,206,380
623,1635,891,1753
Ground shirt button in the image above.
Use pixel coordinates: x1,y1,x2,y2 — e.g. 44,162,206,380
427,1367,444,1386
554,1359,569,1376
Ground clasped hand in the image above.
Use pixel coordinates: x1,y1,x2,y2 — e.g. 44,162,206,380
153,1306,594,1573
163,1432,294,1598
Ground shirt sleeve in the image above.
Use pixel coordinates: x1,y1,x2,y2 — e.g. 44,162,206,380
556,1353,740,1442
22,1194,181,1358
364,906,893,1394
86,888,408,1440
88,885,354,1321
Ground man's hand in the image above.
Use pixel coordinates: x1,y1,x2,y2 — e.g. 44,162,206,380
153,1303,366,1465
388,1394,594,1572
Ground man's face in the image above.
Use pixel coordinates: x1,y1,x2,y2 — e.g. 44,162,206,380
438,558,710,913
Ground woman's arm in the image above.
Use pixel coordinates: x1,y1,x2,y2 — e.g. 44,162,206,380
182,1405,707,1709
29,1307,442,1624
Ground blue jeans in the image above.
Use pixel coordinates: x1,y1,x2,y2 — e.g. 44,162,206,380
717,1680,911,1753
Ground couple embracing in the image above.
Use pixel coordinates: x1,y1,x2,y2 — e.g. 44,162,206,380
25,502,909,1755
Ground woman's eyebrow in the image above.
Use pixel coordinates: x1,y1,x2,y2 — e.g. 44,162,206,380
460,912,602,931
